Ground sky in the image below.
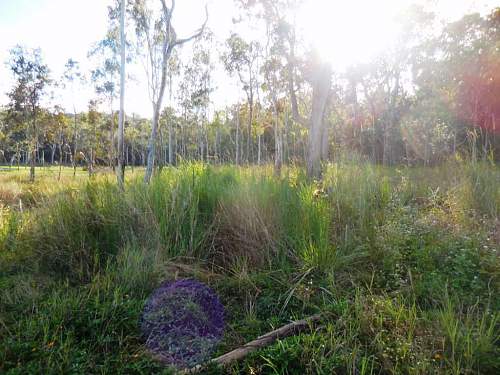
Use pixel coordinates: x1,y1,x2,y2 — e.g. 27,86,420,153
0,0,240,117
0,0,498,118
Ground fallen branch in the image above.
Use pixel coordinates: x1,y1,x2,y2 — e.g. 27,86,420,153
181,314,322,373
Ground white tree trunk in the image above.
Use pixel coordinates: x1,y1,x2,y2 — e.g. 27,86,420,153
235,105,240,165
307,63,331,179
117,0,126,188
168,122,173,165
274,103,281,174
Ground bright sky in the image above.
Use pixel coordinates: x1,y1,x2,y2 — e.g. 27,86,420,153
0,0,497,117
0,0,239,117
300,0,498,69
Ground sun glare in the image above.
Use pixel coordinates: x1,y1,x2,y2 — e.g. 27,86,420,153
300,0,407,69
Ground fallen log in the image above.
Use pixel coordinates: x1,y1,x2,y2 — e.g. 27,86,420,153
181,314,322,373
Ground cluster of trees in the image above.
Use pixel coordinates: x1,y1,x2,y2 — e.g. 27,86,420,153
1,1,498,181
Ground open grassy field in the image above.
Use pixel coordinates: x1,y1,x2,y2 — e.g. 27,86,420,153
1,162,499,374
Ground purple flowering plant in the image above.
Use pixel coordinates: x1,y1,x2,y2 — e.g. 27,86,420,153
140,279,225,369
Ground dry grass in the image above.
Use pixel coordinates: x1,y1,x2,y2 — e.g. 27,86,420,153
212,185,281,268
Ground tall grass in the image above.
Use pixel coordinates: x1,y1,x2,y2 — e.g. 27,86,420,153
1,161,498,279
0,161,498,374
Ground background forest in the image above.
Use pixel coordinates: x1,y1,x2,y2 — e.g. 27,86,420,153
1,2,498,176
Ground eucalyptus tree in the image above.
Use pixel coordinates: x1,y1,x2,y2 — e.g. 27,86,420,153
235,0,333,177
261,57,283,172
62,58,86,176
222,33,261,163
305,55,331,178
158,107,177,168
210,111,224,163
179,32,214,162
261,27,287,173
89,30,120,169
86,100,101,175
51,106,70,179
167,52,180,165
130,0,208,183
236,0,297,171
45,106,61,165
7,46,50,181
125,115,140,168
241,0,308,126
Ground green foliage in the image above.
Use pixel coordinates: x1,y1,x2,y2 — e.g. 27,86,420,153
0,162,498,374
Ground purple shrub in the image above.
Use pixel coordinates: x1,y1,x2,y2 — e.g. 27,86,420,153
140,279,225,368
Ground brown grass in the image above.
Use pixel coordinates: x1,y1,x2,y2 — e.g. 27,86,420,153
211,188,281,269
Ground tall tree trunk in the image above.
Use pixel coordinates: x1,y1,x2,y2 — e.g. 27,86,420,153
144,44,171,182
321,121,329,162
58,142,63,180
143,1,207,183
51,144,56,165
145,104,161,182
257,134,261,165
215,127,219,164
168,121,173,165
382,121,389,166
73,109,78,177
117,0,126,188
131,114,135,171
205,120,209,163
16,143,20,170
247,94,253,163
109,108,114,170
131,142,135,172
274,102,281,175
89,146,94,177
307,63,331,179
158,125,165,171
30,110,36,182
235,105,240,165
89,121,96,177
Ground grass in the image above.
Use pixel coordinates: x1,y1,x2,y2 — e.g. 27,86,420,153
0,162,499,374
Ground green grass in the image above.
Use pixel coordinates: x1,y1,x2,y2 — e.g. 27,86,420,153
0,162,499,374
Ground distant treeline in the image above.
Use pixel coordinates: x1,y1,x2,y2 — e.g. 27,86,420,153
0,5,499,174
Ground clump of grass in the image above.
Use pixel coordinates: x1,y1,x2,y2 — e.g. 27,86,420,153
109,243,163,294
456,162,499,219
214,183,280,268
128,164,237,260
0,181,23,207
323,162,391,243
14,179,135,282
437,296,499,373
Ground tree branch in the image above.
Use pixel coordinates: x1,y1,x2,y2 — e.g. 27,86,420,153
174,4,208,46
159,0,175,38
179,314,322,373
